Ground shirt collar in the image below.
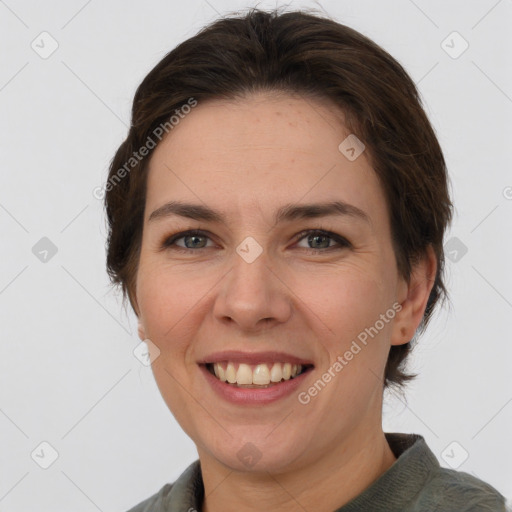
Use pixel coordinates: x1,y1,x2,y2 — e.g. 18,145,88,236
161,432,436,511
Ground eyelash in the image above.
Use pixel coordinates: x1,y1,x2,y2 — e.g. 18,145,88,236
160,228,351,254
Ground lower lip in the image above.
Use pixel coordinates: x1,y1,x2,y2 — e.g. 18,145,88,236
199,364,312,405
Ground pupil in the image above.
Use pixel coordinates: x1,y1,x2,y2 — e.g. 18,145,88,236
186,235,205,248
310,234,329,249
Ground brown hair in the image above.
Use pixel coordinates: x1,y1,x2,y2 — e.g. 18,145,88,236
104,7,453,391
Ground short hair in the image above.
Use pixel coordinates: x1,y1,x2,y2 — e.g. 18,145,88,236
104,7,453,391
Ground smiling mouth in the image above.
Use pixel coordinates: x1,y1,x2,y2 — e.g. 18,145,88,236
205,361,313,388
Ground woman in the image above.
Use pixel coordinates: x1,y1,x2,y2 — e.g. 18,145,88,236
104,8,507,512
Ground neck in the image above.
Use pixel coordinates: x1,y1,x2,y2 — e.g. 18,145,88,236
199,427,396,512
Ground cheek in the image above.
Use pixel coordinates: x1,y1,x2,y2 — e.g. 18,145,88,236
308,272,395,393
136,260,214,352
294,264,392,338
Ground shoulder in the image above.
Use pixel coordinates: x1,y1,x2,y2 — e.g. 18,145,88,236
125,483,174,512
417,466,507,511
383,433,507,512
124,459,202,512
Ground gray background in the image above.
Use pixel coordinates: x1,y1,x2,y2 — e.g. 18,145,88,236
1,0,511,510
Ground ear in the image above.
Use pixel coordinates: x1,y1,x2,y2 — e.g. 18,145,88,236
138,320,146,341
129,287,141,319
391,245,437,346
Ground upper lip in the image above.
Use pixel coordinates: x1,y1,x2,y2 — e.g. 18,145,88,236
198,350,314,366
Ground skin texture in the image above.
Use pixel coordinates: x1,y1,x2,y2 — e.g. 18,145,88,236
134,91,436,512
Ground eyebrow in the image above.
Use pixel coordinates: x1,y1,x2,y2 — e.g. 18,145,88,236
148,200,371,226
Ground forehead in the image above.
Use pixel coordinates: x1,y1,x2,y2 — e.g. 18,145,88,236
145,92,385,227
153,91,351,159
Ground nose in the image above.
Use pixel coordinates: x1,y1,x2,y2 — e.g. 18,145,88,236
212,247,292,332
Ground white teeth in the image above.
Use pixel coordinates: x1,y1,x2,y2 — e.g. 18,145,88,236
217,364,226,382
253,364,270,385
225,362,237,383
269,363,283,382
210,362,304,386
236,364,253,385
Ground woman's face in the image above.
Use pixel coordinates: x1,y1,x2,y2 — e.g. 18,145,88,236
135,92,422,473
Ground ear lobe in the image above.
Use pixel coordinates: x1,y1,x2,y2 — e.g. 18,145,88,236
138,321,146,341
391,246,437,346
129,289,140,319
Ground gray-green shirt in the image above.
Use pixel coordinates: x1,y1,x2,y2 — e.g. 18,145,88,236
127,432,507,511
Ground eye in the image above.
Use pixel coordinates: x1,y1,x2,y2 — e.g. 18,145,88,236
294,229,351,252
160,229,214,252
160,228,350,254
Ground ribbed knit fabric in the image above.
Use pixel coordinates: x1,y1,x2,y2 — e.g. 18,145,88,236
127,432,507,512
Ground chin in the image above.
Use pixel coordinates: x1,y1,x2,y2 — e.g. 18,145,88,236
200,428,307,474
